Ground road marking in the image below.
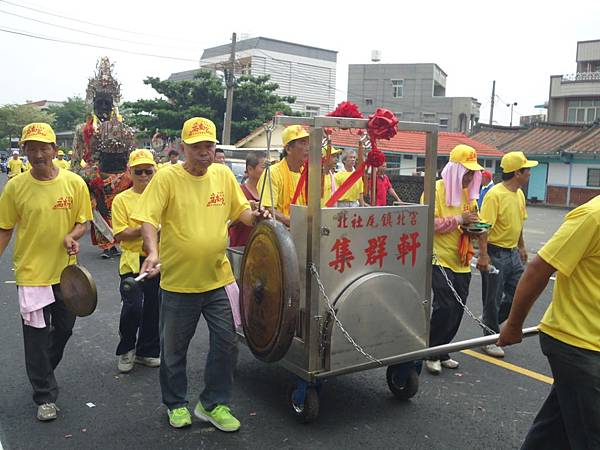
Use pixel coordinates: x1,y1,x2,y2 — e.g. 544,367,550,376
461,349,554,385
3,281,15,284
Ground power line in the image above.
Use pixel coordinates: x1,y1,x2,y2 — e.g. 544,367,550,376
0,0,200,44
0,8,197,50
0,26,199,62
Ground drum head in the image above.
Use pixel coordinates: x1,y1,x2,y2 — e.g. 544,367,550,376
60,265,98,317
240,220,300,363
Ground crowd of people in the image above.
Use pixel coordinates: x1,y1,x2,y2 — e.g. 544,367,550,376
0,118,597,447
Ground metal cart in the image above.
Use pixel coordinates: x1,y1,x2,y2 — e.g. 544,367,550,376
228,115,538,423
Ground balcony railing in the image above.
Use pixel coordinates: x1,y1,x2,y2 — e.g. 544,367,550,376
562,72,600,82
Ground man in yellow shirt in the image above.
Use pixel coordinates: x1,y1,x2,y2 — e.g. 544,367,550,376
477,151,537,357
321,146,342,207
335,149,365,207
112,149,160,373
52,150,71,170
423,144,482,374
0,123,92,421
257,125,309,226
133,117,269,432
7,150,24,178
498,195,600,449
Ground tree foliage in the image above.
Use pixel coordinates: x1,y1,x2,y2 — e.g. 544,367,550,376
46,96,89,132
0,104,55,149
123,71,297,143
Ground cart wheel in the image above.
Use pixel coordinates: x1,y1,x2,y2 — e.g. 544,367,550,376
288,384,319,423
386,365,419,401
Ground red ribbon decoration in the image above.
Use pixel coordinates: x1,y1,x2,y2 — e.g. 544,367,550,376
291,161,308,205
325,108,398,207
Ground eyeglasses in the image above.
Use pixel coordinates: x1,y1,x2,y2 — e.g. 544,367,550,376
134,169,154,176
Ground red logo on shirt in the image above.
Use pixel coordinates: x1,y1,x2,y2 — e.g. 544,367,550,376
206,192,225,207
53,196,73,209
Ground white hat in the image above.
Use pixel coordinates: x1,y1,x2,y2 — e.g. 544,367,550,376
12,150,19,155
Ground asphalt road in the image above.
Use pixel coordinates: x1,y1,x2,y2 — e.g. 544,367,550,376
0,173,567,450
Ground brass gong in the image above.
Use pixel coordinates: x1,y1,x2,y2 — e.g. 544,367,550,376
60,264,98,317
240,220,300,363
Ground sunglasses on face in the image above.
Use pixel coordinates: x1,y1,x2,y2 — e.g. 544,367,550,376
134,169,154,176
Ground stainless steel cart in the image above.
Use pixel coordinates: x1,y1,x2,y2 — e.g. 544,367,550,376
228,115,538,422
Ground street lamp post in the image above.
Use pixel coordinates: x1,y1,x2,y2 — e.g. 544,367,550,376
507,102,518,127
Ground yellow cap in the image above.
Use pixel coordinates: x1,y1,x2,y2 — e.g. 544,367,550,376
57,150,65,156
500,151,539,173
449,144,484,171
128,149,157,167
181,117,218,144
282,125,309,146
20,122,56,145
321,146,342,157
68,150,74,155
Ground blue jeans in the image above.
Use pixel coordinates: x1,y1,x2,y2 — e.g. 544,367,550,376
159,288,238,411
521,333,600,450
481,245,524,335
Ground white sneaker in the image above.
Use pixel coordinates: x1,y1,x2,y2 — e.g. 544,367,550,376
117,350,135,373
482,344,505,358
135,355,160,368
441,358,460,369
425,360,442,375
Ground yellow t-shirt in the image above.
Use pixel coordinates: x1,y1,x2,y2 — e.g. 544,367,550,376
426,179,478,273
257,159,302,215
7,159,24,178
0,170,92,285
479,183,527,248
321,172,338,207
538,196,600,352
53,159,71,170
334,170,364,202
112,188,144,275
132,163,250,293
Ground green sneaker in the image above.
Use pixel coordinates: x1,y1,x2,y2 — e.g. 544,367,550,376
194,402,240,432
167,407,192,429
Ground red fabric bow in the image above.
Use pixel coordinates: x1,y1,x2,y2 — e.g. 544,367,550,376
327,101,364,119
367,108,398,151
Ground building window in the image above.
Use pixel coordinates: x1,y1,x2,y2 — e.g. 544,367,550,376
305,105,320,118
392,79,404,98
365,98,373,106
403,155,413,160
484,159,494,168
439,118,449,128
423,113,435,123
567,99,600,123
587,168,600,187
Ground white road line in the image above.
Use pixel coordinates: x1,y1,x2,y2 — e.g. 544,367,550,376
3,281,15,284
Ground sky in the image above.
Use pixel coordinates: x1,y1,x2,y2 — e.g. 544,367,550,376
1,0,599,127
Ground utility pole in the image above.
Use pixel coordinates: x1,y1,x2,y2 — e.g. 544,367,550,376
222,32,237,145
489,80,496,126
507,102,518,127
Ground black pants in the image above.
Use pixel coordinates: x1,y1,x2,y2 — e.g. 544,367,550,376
521,333,600,450
428,265,471,361
21,284,76,405
116,264,160,358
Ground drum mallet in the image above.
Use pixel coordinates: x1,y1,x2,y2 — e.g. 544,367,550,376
121,264,161,294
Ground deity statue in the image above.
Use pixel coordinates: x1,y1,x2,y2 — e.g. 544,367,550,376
73,57,135,259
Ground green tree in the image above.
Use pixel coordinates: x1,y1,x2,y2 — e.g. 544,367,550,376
47,96,89,132
0,104,54,149
123,71,297,143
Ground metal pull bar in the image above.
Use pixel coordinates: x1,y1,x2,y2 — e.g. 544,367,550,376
314,327,539,379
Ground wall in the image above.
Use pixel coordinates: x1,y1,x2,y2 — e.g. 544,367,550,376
547,186,600,206
547,160,600,187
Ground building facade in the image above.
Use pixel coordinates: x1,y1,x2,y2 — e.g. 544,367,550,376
548,39,600,123
347,63,480,133
471,123,600,207
170,37,337,117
